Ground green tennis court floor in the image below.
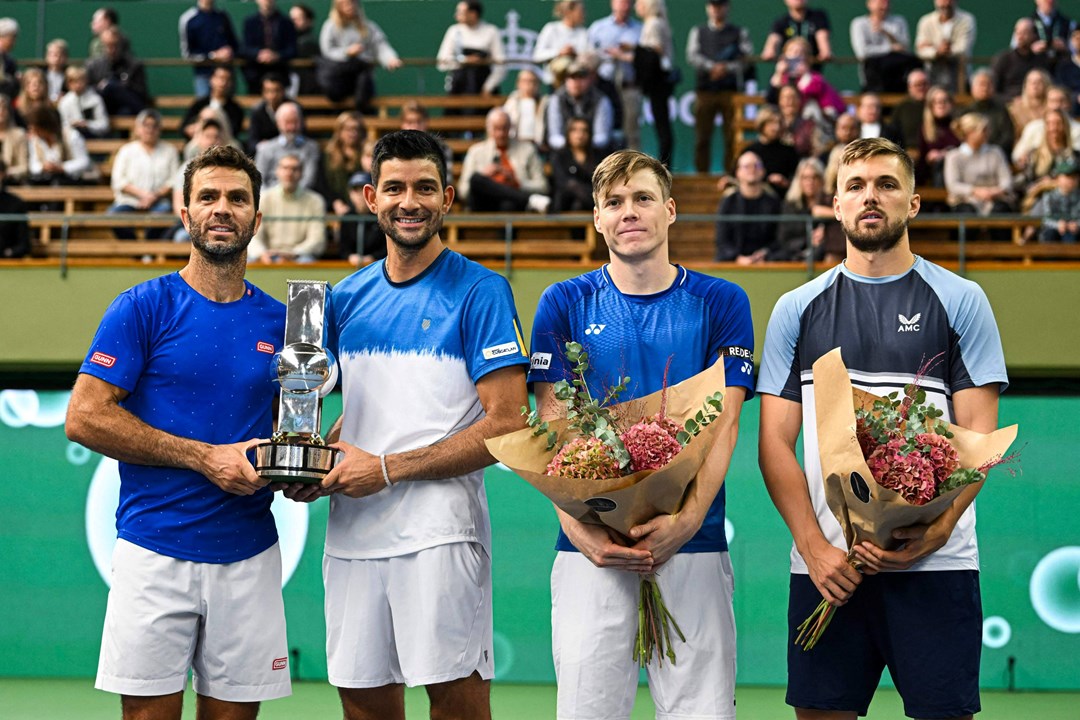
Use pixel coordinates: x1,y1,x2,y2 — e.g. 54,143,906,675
3,679,1078,719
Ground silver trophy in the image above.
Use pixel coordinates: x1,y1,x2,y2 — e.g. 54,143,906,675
255,280,339,483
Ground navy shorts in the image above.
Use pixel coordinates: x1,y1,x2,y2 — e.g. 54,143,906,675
787,570,982,719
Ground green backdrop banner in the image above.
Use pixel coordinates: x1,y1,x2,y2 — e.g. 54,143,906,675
1,388,1077,689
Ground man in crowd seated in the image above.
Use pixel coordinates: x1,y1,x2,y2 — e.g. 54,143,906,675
762,0,833,67
1012,84,1080,164
459,108,549,213
588,0,642,150
850,0,921,93
88,7,129,59
961,68,1016,155
890,68,930,148
993,18,1054,100
254,101,319,191
86,26,149,116
178,0,239,98
241,0,297,95
856,93,901,144
0,159,29,259
436,1,507,101
687,0,753,174
915,0,976,92
545,59,614,154
0,18,19,100
247,74,288,154
289,3,319,94
1030,0,1073,67
248,153,326,263
715,150,782,263
108,109,180,240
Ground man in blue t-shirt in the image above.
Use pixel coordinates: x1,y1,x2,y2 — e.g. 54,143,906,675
528,150,755,720
757,138,1007,720
66,146,291,720
317,130,529,720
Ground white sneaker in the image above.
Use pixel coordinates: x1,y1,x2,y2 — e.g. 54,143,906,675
527,194,551,213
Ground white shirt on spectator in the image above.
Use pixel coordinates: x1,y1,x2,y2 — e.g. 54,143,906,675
436,20,507,94
111,140,181,207
57,89,110,137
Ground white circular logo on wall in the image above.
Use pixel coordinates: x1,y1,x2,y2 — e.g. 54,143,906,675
85,456,309,588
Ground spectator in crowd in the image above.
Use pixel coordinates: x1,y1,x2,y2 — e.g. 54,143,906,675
339,163,386,266
88,7,129,60
398,101,454,180
241,0,298,95
459,107,549,212
961,68,1016,155
44,39,69,103
321,110,365,217
1012,84,1080,164
917,85,960,186
768,37,846,129
1030,0,1073,67
1015,107,1075,208
776,84,828,159
289,3,319,94
762,0,832,67
633,0,675,167
86,27,150,117
436,1,508,100
503,69,548,147
915,0,976,93
746,104,801,196
58,66,110,139
550,116,602,212
1055,27,1080,113
1028,152,1080,243
248,152,326,263
247,73,288,154
891,67,931,148
715,150,782,263
254,101,319,190
182,106,242,160
181,66,244,141
823,112,860,192
317,0,402,115
687,0,753,173
0,96,27,182
178,0,239,98
944,113,1015,225
0,18,17,100
1009,68,1053,140
546,59,614,154
0,159,28,258
850,0,920,93
170,118,225,242
108,109,180,239
16,69,53,126
588,0,642,150
776,157,843,262
24,106,94,186
533,0,590,87
993,18,1053,100
855,93,885,140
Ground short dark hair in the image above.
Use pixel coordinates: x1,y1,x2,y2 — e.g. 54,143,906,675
464,1,483,17
370,130,448,190
291,3,315,21
97,7,119,25
183,145,262,210
24,106,62,136
262,73,287,90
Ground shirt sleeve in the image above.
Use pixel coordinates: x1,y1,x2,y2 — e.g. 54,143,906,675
78,290,150,393
460,274,530,383
706,282,756,399
946,282,1008,392
756,289,804,401
527,282,574,386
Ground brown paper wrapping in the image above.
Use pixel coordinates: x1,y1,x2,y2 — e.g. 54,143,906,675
485,361,730,536
813,348,1017,550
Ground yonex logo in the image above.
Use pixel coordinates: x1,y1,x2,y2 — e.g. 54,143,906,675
584,323,606,335
272,657,287,671
89,352,116,368
898,313,921,333
256,341,274,354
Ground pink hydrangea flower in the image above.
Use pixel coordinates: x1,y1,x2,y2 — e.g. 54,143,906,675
621,415,683,472
545,437,621,480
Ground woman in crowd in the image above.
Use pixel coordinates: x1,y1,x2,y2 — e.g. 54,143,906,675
944,112,1014,218
318,0,402,115
550,117,601,213
777,83,828,159
180,66,244,141
24,106,94,186
532,0,589,88
321,111,367,217
744,104,800,196
768,37,846,124
16,69,54,126
0,96,28,183
1009,69,1052,142
1016,107,1076,210
503,69,548,148
916,85,959,186
775,157,843,263
633,0,674,166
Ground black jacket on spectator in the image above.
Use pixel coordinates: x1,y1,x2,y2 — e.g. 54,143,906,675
246,101,280,155
745,139,800,196
85,52,149,116
550,147,601,212
714,190,782,261
0,187,29,258
241,10,297,93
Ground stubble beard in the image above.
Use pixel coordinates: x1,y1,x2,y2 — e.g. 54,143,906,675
190,218,257,265
379,213,443,257
843,213,909,254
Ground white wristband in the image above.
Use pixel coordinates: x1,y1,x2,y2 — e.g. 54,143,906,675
380,454,392,488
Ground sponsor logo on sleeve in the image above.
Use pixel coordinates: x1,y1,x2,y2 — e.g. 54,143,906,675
272,657,288,671
530,352,552,370
482,341,521,360
256,341,275,354
89,352,117,368
721,345,753,361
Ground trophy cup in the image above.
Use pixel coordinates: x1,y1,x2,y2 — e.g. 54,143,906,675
254,280,339,483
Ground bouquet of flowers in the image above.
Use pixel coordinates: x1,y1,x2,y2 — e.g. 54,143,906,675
485,342,729,667
796,348,1018,650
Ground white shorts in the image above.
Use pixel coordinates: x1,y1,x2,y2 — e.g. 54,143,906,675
324,542,494,688
552,551,737,720
95,539,291,702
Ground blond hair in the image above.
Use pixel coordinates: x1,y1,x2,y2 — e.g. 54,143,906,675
592,150,672,203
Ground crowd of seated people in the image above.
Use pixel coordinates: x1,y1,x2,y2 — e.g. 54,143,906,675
4,0,1080,264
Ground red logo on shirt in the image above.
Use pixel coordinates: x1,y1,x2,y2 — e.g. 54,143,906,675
272,657,288,671
257,341,275,354
89,352,116,368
